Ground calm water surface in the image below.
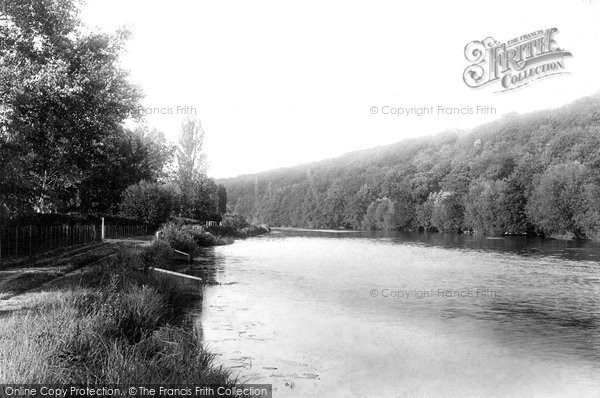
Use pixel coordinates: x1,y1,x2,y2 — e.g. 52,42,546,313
191,229,600,397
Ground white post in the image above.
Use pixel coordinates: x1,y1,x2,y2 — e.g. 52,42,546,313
101,217,105,241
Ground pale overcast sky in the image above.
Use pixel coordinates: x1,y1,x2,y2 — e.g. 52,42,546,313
82,0,600,178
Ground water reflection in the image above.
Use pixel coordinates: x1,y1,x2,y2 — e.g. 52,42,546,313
277,228,600,261
194,229,600,397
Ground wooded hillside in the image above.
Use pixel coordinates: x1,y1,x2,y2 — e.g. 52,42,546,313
221,94,600,239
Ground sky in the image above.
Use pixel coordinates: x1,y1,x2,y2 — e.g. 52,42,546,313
81,0,600,178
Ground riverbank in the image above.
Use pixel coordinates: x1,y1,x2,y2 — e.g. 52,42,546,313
0,221,271,385
0,246,234,385
152,222,270,261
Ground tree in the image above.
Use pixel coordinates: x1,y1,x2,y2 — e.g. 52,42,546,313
322,181,347,228
464,179,509,235
362,198,395,230
416,194,435,231
362,200,378,230
79,126,174,213
177,116,206,184
119,181,175,225
217,184,227,214
188,177,219,221
527,162,599,239
430,191,464,233
0,0,142,214
346,184,377,229
174,116,218,220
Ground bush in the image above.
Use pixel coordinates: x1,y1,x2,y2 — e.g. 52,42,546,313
157,223,198,254
157,223,230,255
219,214,249,229
208,214,269,238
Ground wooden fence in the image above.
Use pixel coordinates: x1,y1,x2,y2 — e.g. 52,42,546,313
0,219,152,263
102,224,151,239
0,224,99,262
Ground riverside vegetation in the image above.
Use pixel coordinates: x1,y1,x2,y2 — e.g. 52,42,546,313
0,249,234,386
142,218,270,270
0,219,268,384
1,0,228,230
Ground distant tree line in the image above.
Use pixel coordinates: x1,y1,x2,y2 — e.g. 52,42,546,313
0,0,225,225
222,95,600,240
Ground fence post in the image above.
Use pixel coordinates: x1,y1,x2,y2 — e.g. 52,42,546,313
15,227,18,257
101,217,105,241
29,226,32,257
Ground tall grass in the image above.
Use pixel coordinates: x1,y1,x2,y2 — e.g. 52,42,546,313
157,223,231,255
140,240,173,269
0,251,233,386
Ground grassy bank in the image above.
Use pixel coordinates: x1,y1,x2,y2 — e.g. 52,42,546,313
153,222,270,260
0,249,233,385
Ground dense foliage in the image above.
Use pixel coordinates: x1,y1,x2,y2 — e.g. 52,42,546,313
0,0,225,224
118,118,227,225
0,0,153,214
119,181,176,225
222,94,600,239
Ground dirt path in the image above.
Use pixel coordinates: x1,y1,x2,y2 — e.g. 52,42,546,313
0,236,153,313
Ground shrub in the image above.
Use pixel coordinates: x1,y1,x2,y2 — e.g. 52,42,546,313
208,214,269,238
157,223,230,255
157,223,198,254
220,214,249,229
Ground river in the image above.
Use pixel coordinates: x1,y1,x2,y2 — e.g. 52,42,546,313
191,229,600,397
